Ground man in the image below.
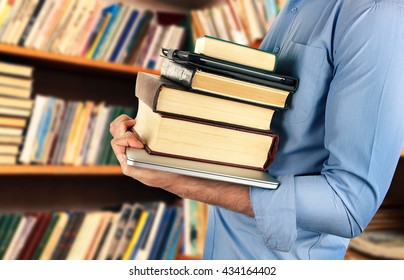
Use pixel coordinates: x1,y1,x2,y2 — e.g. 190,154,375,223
110,0,404,259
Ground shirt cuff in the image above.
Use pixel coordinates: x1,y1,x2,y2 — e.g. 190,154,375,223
250,174,297,252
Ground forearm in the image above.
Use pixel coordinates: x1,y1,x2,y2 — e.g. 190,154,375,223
166,175,254,217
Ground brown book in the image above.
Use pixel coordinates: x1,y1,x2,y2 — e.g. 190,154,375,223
134,99,278,171
136,72,276,131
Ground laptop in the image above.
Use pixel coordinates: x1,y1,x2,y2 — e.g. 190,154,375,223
126,148,279,189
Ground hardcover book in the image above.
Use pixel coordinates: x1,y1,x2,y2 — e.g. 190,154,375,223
133,99,278,171
136,71,276,131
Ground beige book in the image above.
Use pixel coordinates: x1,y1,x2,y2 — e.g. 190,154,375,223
33,0,67,50
86,103,109,165
62,101,83,164
19,95,47,164
1,0,27,43
46,0,76,52
0,135,23,145
0,126,23,136
0,61,33,78
0,116,27,128
52,0,80,53
97,213,121,260
57,0,87,54
67,212,103,260
194,35,277,72
65,0,96,55
85,212,114,260
40,212,69,260
0,106,30,118
23,0,56,48
0,85,31,99
0,75,32,89
0,144,19,155
10,0,38,45
134,100,277,170
0,154,15,164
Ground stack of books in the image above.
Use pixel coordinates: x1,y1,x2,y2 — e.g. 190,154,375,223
132,36,297,177
0,1,186,70
19,95,135,165
0,201,183,260
0,61,34,164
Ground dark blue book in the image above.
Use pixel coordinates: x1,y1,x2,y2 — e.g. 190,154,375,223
156,207,179,260
92,3,122,59
148,206,175,260
123,10,154,64
109,9,139,62
161,207,183,260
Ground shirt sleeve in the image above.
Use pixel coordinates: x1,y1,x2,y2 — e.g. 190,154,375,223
250,2,404,252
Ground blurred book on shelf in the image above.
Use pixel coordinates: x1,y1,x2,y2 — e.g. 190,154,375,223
18,94,135,166
0,0,187,70
0,61,33,165
189,0,283,46
0,201,190,260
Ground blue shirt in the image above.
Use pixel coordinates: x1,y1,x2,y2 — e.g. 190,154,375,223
203,0,404,260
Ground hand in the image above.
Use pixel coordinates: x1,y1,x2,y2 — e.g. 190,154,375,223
109,114,184,189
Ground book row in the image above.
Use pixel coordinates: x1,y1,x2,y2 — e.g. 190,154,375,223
0,0,186,70
190,0,283,46
0,61,33,164
0,200,208,260
18,95,135,166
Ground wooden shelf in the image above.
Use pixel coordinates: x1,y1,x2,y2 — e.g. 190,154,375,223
0,165,123,175
0,44,160,76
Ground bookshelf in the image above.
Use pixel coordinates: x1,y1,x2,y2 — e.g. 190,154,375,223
0,44,160,77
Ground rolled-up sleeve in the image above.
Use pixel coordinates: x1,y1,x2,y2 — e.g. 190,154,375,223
251,2,404,252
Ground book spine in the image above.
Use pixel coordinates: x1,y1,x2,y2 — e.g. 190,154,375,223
160,59,195,88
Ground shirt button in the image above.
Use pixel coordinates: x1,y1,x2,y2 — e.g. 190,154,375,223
274,46,280,54
291,7,298,14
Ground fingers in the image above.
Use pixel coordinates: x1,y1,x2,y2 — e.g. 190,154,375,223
109,114,136,137
111,131,144,163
